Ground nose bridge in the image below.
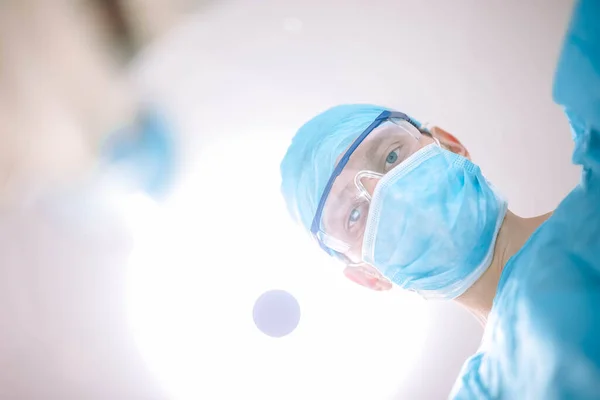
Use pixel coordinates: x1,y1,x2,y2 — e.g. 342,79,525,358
362,176,379,197
355,171,382,199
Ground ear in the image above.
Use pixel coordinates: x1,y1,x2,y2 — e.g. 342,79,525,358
430,126,470,159
343,264,393,291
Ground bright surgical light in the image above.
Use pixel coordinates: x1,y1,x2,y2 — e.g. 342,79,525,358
125,134,432,400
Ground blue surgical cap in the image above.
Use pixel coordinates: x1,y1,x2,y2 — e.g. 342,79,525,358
280,104,393,234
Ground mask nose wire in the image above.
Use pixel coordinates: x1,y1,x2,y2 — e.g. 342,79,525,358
354,170,383,202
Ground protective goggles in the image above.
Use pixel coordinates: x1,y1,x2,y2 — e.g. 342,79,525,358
310,110,428,263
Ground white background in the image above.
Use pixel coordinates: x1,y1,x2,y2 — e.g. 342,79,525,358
0,0,580,399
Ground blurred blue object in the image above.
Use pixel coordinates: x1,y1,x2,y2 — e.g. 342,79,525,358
452,1,600,398
553,0,600,132
102,109,176,198
252,290,301,338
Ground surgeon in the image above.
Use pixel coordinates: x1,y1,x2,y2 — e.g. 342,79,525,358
279,0,600,397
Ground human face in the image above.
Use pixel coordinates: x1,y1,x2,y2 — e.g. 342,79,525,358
317,120,436,264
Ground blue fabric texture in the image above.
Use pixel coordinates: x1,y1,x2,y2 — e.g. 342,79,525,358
452,0,600,398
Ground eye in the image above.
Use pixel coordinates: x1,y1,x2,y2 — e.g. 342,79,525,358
385,149,400,168
348,208,361,227
345,199,369,234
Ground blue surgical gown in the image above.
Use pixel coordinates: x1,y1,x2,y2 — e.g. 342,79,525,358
451,1,600,398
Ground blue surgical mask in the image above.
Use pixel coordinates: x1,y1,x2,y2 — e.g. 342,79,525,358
362,143,507,299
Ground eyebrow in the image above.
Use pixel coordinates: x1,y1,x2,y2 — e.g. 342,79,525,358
341,183,358,198
364,140,379,161
327,183,360,216
358,135,389,172
367,137,388,162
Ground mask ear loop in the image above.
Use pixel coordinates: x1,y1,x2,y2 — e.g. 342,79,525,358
354,170,383,202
